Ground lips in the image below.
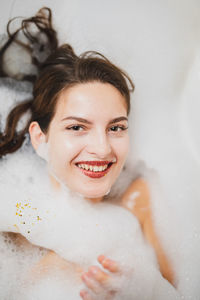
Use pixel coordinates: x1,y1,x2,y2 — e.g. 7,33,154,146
75,161,114,178
76,161,111,166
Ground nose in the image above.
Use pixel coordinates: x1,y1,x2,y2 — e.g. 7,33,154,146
86,130,112,158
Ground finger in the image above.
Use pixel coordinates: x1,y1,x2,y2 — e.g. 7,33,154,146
98,255,119,273
88,265,110,283
80,290,93,300
81,272,99,293
98,255,106,264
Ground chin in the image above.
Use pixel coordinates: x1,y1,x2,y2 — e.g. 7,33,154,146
80,187,111,200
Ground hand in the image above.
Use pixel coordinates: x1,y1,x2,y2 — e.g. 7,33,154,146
80,255,120,300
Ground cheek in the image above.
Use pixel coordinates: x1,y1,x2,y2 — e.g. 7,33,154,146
48,134,85,163
113,136,130,163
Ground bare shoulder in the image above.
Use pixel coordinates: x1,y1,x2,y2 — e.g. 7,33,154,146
121,178,175,285
121,177,151,227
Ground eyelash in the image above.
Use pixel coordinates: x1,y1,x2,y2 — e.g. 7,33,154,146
67,125,85,131
109,125,128,132
66,125,128,132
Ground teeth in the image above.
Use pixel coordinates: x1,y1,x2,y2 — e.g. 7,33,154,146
77,164,109,172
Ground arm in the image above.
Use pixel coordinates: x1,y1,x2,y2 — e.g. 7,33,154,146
30,250,84,279
121,177,175,285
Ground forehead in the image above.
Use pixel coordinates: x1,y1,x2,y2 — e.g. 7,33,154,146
54,82,128,119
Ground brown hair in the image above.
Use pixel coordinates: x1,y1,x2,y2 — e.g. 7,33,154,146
0,7,134,158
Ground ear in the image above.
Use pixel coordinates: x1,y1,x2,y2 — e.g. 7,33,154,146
29,122,46,151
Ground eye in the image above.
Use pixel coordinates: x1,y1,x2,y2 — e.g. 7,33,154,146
66,125,85,131
109,125,128,132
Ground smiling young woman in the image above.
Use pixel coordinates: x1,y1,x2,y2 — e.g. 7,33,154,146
0,7,176,299
29,82,130,200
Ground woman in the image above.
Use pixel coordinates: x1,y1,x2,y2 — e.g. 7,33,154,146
0,7,177,299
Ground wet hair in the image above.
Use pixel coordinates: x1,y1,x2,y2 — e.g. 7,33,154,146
0,7,134,157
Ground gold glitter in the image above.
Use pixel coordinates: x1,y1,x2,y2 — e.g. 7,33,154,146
13,224,19,231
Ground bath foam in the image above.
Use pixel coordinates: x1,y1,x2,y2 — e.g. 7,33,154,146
0,232,47,299
0,146,181,299
0,78,181,299
0,78,33,133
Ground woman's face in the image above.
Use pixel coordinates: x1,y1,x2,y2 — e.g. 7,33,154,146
44,82,130,200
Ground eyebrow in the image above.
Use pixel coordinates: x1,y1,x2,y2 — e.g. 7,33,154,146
61,116,128,124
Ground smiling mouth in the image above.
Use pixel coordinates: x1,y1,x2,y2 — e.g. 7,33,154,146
75,161,113,178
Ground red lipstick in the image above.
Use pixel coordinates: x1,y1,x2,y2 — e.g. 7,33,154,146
76,161,111,166
75,161,113,178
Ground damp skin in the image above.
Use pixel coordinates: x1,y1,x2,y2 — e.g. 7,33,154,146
0,149,182,300
0,82,182,299
30,82,130,201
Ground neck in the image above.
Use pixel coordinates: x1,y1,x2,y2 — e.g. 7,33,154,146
49,174,104,203
85,196,104,204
